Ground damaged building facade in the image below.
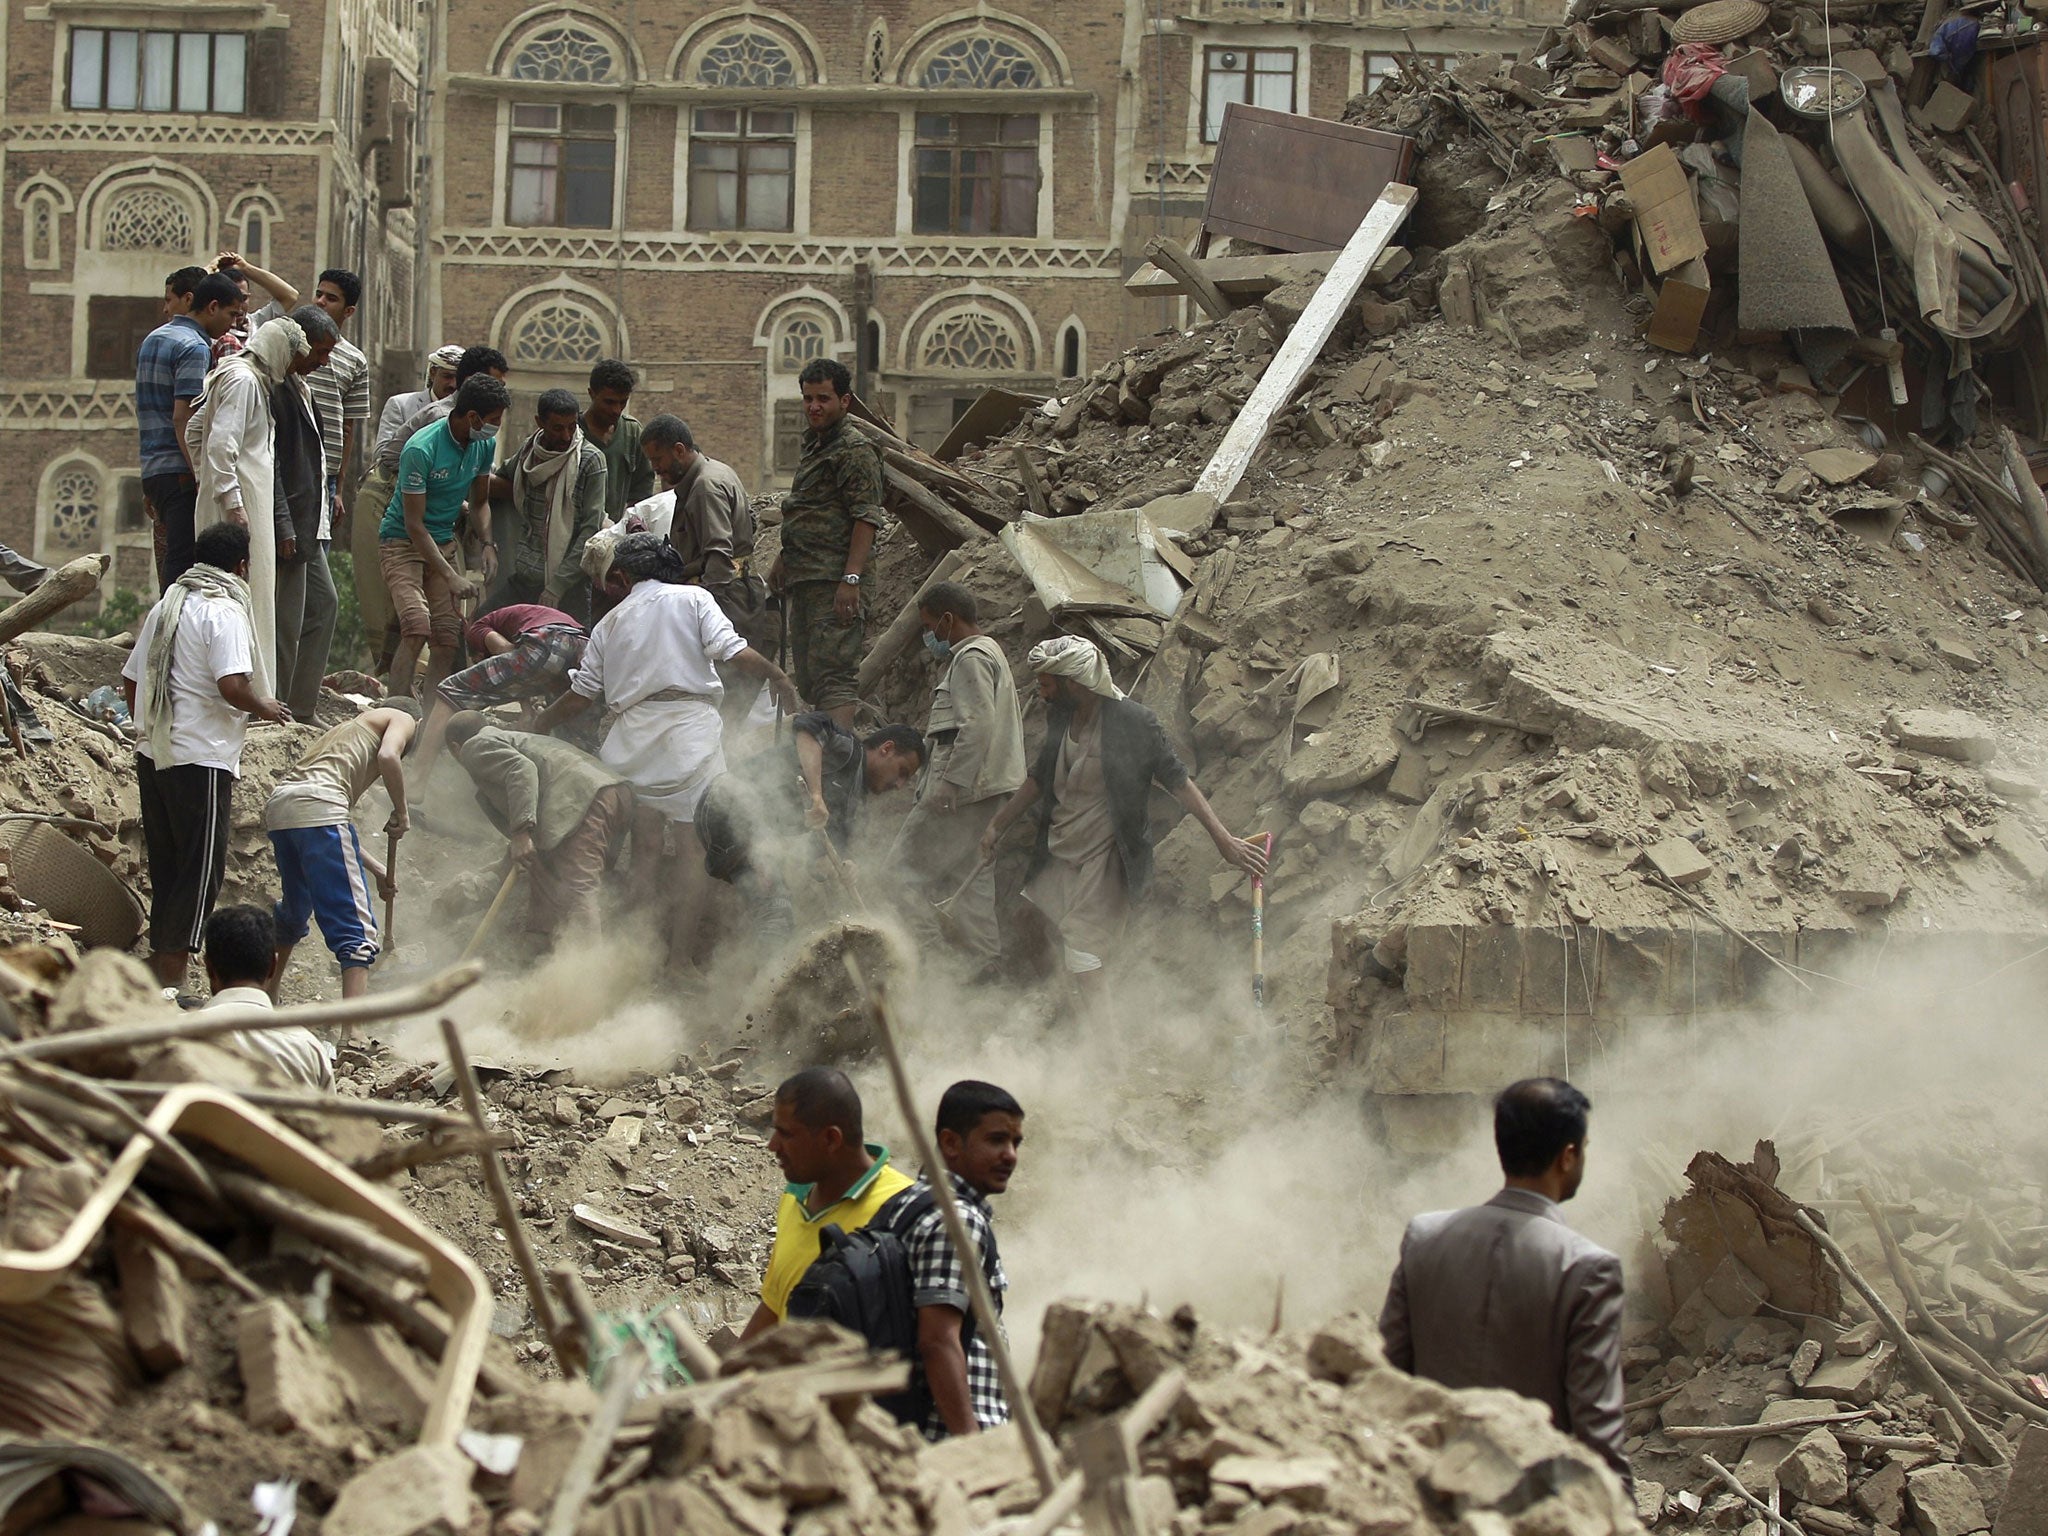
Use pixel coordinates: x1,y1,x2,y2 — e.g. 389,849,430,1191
0,0,424,603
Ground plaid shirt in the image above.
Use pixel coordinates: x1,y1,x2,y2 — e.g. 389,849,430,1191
901,1172,1008,1440
135,316,212,477
436,626,586,713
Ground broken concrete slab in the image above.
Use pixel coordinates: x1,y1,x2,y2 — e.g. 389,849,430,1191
1800,1340,1897,1404
1994,1425,2048,1536
237,1298,352,1447
1804,448,1879,485
1910,1463,1993,1536
1886,708,1999,764
325,1444,476,1536
1643,835,1713,886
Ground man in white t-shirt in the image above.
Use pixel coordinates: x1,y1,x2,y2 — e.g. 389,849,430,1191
122,522,290,987
529,532,798,951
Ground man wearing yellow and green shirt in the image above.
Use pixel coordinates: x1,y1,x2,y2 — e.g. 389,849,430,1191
742,1067,912,1337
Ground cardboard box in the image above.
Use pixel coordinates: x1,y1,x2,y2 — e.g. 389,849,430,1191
1618,144,1709,275
1644,253,1712,352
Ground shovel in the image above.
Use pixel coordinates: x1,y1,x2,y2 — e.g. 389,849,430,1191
460,866,521,963
932,854,993,947
382,829,402,953
1250,832,1274,1009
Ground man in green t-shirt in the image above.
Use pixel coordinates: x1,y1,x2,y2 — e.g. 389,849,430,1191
380,374,509,698
767,359,888,731
583,358,653,524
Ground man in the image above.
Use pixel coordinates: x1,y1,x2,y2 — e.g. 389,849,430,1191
160,264,208,321
277,271,371,716
696,716,923,949
583,358,654,524
489,388,605,615
769,359,886,731
188,309,339,688
641,413,773,719
207,250,298,364
198,906,334,1089
1379,1078,1630,1487
357,345,477,676
264,704,414,998
270,304,334,715
445,710,633,943
408,603,587,783
380,374,509,699
978,636,1266,1004
527,534,799,947
741,1068,913,1340
891,583,1024,967
121,523,290,987
891,1080,1025,1441
378,347,508,481
138,270,244,585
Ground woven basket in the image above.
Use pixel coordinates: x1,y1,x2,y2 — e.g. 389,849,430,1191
1672,0,1769,43
0,822,143,951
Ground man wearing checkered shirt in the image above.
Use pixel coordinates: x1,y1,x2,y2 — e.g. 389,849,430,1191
899,1080,1025,1440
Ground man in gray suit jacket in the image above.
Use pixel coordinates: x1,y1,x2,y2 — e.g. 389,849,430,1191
1379,1078,1630,1487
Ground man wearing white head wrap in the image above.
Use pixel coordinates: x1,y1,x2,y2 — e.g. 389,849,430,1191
979,634,1267,1009
186,314,336,687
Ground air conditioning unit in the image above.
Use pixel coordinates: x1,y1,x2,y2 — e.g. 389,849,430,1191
362,57,396,149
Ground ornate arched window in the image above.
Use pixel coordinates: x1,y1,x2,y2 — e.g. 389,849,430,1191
697,29,798,87
45,463,103,555
23,192,59,269
867,22,889,84
509,23,619,83
508,298,609,366
777,314,827,373
921,35,1041,89
99,185,193,252
919,307,1024,372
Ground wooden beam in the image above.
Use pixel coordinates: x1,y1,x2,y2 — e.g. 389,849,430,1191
1013,446,1053,519
1124,245,1410,301
883,464,985,553
0,554,108,647
1142,236,1235,322
1193,185,1417,509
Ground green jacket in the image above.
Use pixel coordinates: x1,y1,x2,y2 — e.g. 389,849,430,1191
591,412,655,522
458,727,624,851
779,418,887,584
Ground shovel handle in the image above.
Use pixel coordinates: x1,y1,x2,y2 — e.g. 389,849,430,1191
383,831,401,952
461,866,521,964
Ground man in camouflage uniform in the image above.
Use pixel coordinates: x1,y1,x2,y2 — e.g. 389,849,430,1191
768,359,886,731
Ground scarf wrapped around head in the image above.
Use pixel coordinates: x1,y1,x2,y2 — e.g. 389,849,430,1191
510,426,589,604
1028,634,1123,700
242,316,309,388
139,563,268,765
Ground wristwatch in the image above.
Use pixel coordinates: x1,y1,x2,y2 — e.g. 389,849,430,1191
841,573,862,585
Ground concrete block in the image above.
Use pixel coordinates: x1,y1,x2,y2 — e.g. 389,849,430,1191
1385,748,1433,804
1644,835,1713,886
237,1299,351,1448
1404,923,1464,1010
113,1227,190,1376
1887,708,1999,763
1800,1340,1897,1404
1909,1463,1992,1536
1460,924,1523,1011
1857,1459,1907,1527
326,1444,476,1536
1779,1429,1849,1506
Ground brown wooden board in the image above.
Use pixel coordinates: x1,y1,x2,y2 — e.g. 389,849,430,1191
1201,103,1417,254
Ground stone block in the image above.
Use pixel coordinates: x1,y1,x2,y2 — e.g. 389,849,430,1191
1856,1459,1907,1527
1800,1340,1896,1404
1994,819,2048,888
1522,925,1592,1017
326,1445,476,1536
237,1299,351,1448
1700,1254,1766,1319
1887,708,1999,764
1778,1429,1849,1506
1297,800,1348,840
1460,924,1523,1011
1661,1370,1769,1432
1644,836,1713,886
1443,1014,1548,1094
1211,1455,1339,1511
1305,1314,1385,1384
1597,926,1671,1011
1909,1464,1992,1536
1993,1426,2048,1536
922,1421,1032,1497
1385,748,1434,804
330,1320,435,1436
1030,1299,1099,1432
1364,1012,1446,1094
1667,1289,1735,1357
113,1227,190,1376
1282,733,1398,798
1404,923,1464,1010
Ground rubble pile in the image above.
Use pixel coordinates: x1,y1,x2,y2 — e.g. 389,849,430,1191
1621,1124,2048,1536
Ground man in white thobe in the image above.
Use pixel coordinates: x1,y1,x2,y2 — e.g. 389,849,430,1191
530,533,798,953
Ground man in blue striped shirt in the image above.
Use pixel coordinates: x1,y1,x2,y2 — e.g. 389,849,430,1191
137,270,242,586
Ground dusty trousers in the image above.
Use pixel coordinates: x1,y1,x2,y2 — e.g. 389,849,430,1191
890,795,1001,962
526,783,634,938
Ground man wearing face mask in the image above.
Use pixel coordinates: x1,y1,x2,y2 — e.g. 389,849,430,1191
380,375,509,699
979,634,1266,1011
889,583,1023,969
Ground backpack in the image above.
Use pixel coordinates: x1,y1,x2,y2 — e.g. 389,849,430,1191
783,1183,997,1427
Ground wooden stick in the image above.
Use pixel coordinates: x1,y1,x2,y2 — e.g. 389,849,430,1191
1919,1338,2048,1430
109,1196,263,1301
815,826,871,915
0,961,485,1064
1396,698,1554,736
383,830,401,953
1142,236,1235,322
459,870,520,964
441,1016,574,1376
1194,187,1416,509
1013,446,1053,519
856,549,969,698
101,1079,471,1129
350,1126,515,1183
846,960,1059,1496
1859,1188,2022,1395
2004,429,2048,572
1838,1429,1945,1452
1625,1384,1686,1412
1701,1455,1811,1536
1794,1209,2010,1465
325,1255,528,1399
0,554,108,647
1009,1368,1185,1536
883,464,985,551
549,1262,601,1380
215,1168,431,1283
1665,1410,1873,1438
542,1343,648,1536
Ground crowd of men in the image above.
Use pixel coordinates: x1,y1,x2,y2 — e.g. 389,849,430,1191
118,251,1270,1013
